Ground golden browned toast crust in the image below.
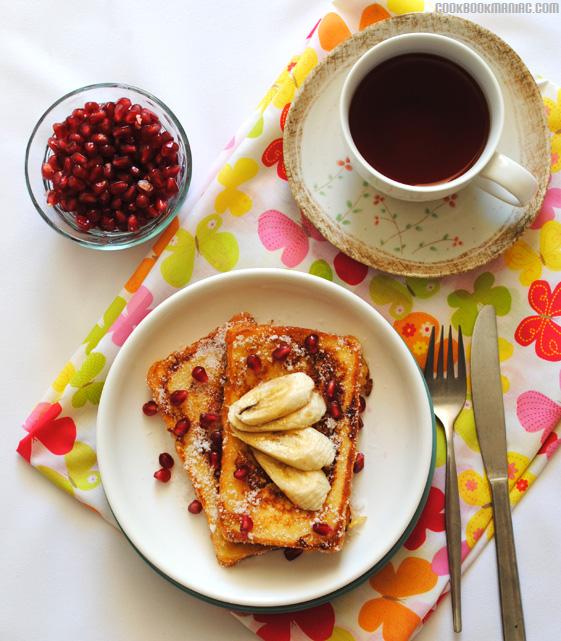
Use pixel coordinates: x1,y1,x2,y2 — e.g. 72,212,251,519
146,313,267,566
219,325,366,552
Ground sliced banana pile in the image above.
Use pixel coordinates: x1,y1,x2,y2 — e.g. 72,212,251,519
229,373,334,511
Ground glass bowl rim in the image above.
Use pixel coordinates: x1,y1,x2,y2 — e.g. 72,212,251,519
24,82,192,250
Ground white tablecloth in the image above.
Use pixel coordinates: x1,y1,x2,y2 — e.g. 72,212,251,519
1,1,560,639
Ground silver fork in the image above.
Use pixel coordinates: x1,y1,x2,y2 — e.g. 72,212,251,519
424,326,467,634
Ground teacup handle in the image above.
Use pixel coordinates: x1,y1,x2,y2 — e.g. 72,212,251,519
476,152,538,207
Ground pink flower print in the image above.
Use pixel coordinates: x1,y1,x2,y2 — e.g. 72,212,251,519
472,527,484,542
465,478,478,492
111,286,153,347
373,194,385,205
531,185,561,229
508,462,518,479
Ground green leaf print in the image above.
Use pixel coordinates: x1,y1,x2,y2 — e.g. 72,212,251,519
309,259,333,281
70,352,106,408
447,272,512,335
83,296,126,354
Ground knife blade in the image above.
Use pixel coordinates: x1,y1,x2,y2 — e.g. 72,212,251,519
471,305,526,641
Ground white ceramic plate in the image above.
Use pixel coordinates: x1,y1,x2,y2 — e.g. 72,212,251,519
98,269,434,610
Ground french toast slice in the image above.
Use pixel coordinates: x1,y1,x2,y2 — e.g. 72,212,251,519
218,325,368,551
146,313,268,566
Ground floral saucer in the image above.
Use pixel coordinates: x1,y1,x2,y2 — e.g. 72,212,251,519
284,13,550,277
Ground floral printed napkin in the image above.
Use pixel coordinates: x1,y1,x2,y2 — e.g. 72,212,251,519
18,1,561,640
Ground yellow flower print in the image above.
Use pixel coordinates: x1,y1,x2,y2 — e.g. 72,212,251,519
258,48,318,113
214,158,259,217
388,0,425,14
544,90,561,172
52,361,76,397
412,340,427,356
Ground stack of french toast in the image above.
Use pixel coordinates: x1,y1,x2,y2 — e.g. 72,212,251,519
147,313,370,566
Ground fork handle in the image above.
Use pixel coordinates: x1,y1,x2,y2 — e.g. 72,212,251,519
490,478,526,641
445,433,462,633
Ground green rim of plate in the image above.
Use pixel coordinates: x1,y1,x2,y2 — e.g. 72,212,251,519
109,370,436,614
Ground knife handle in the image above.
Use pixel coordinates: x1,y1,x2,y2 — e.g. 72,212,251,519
490,478,526,641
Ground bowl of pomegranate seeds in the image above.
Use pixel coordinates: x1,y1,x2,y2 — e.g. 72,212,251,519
25,83,191,249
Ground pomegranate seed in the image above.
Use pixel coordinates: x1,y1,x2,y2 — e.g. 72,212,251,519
127,214,139,232
70,152,87,165
72,164,88,180
46,190,59,205
166,177,179,194
359,396,366,413
137,179,153,192
209,430,222,447
91,132,108,145
234,466,249,480
158,452,174,469
75,215,92,230
92,180,108,195
312,522,332,536
240,514,253,533
120,143,137,155
284,548,303,561
353,452,365,473
68,176,85,191
110,181,128,195
103,163,113,179
88,110,107,124
130,165,141,178
115,210,127,227
326,379,337,400
79,192,97,204
209,450,220,467
136,194,149,209
160,131,173,144
246,354,262,372
200,412,219,428
170,389,188,406
154,468,171,483
188,499,203,514
329,401,342,419
358,416,364,430
147,206,159,218
47,155,60,170
113,125,132,138
114,100,131,122
155,197,168,213
173,418,191,437
272,345,291,361
365,378,373,397
122,185,136,202
163,164,181,178
143,123,161,137
113,155,130,169
304,334,319,354
101,215,117,231
47,137,61,153
42,163,55,180
149,168,165,188
192,366,208,383
84,101,100,113
52,122,67,137
80,122,93,137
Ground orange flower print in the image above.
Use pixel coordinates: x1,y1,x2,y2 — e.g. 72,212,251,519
516,478,529,492
359,557,438,641
373,194,385,205
337,157,352,171
318,5,390,52
444,193,458,207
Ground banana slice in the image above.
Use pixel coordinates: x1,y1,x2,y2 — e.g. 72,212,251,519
233,427,335,471
253,450,331,511
229,373,314,426
230,392,326,433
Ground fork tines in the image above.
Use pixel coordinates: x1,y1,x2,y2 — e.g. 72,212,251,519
424,325,466,381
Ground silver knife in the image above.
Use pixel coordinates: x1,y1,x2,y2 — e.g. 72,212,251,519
471,305,526,641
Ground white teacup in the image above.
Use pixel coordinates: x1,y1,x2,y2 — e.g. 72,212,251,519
340,33,538,206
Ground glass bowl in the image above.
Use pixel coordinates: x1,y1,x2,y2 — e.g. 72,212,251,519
25,83,192,250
